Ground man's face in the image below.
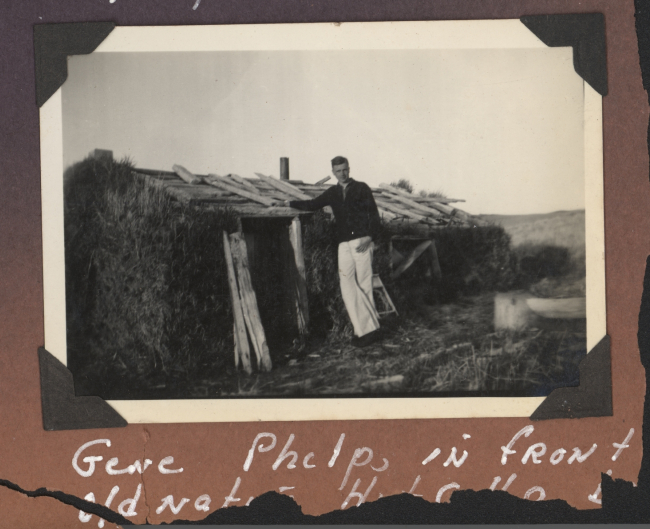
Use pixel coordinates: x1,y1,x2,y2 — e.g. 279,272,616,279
332,162,350,184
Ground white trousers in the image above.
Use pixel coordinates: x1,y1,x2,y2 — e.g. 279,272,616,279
338,238,380,337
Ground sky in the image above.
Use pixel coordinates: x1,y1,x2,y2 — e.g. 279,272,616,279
62,48,585,215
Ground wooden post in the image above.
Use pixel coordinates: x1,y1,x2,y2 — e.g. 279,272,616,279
390,240,432,280
429,240,442,280
289,217,310,337
172,164,203,185
280,157,289,180
222,232,252,374
315,175,331,185
230,233,273,372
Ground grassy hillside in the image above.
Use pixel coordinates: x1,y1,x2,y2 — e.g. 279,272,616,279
482,210,585,258
483,210,586,298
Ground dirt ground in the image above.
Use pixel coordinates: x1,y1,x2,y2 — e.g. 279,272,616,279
182,292,586,399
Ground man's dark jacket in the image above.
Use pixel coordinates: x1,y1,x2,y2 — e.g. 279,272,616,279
289,179,381,244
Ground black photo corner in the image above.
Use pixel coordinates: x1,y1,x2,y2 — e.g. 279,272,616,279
10,1,650,525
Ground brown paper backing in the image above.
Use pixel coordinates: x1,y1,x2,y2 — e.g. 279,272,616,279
0,0,647,525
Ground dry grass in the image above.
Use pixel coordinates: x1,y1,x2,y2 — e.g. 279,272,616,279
181,293,585,398
64,156,240,397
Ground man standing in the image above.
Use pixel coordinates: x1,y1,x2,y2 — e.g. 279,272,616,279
283,156,382,347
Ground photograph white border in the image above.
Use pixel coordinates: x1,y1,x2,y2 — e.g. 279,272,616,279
40,20,605,423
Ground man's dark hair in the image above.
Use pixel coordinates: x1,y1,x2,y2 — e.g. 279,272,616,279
331,156,349,167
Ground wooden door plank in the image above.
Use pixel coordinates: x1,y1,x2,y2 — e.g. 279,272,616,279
229,233,273,371
289,217,310,336
222,231,252,374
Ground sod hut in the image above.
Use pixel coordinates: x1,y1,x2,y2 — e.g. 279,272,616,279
65,151,519,401
127,153,487,370
74,150,488,374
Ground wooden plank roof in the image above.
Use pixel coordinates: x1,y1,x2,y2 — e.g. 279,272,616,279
133,165,484,226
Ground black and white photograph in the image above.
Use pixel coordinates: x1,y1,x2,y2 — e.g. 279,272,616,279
40,22,606,421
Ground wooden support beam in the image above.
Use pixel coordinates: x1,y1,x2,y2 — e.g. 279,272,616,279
190,197,252,206
161,182,230,193
205,205,314,217
135,168,179,177
222,232,252,374
375,199,432,223
244,182,295,201
292,188,324,197
211,173,258,194
371,185,464,204
254,172,312,200
267,190,296,202
380,184,479,225
380,184,456,216
227,173,261,193
417,196,466,204
255,173,334,216
391,240,432,280
315,176,331,185
172,164,203,185
229,233,273,372
206,175,277,206
429,240,442,280
289,217,310,336
377,208,398,221
378,184,443,218
390,246,406,268
384,195,444,218
294,183,327,190
165,185,235,203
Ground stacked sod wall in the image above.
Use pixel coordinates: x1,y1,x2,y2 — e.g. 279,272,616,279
65,157,238,397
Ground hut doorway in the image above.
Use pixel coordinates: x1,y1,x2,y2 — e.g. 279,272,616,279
240,216,308,361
